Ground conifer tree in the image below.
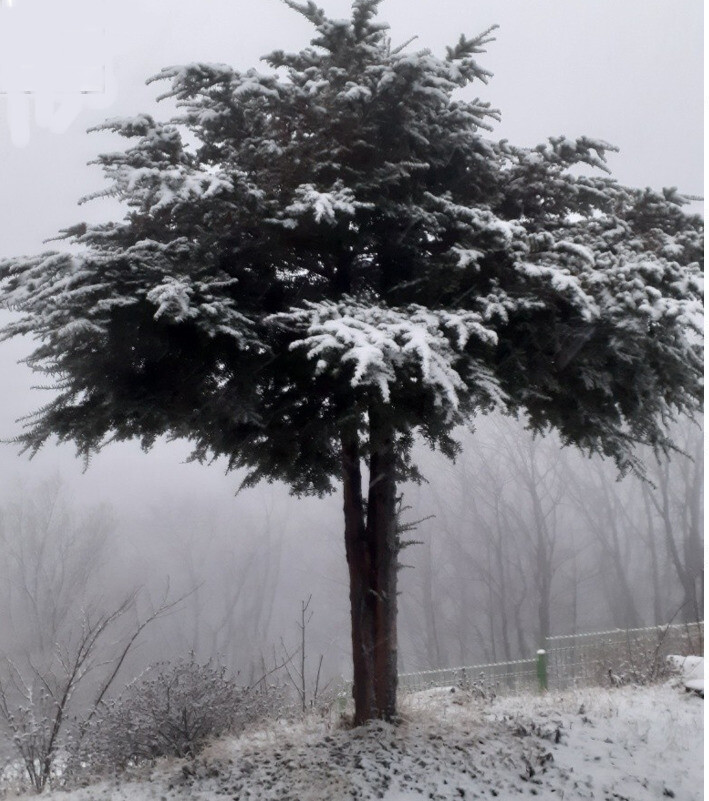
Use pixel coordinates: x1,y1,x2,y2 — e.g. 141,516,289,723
0,0,702,722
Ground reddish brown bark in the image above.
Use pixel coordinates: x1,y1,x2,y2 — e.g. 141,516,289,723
366,407,398,720
340,409,398,724
341,430,374,722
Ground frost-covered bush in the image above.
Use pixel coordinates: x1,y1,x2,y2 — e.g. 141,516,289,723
605,646,674,687
70,658,285,779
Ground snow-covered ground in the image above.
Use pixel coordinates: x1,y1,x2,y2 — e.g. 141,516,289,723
5,683,703,800
667,655,704,695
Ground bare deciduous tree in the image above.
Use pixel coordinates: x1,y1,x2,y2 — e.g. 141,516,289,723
0,592,182,793
645,421,704,624
0,484,184,792
280,596,331,713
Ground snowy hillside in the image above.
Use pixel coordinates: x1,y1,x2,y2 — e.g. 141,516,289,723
15,683,702,801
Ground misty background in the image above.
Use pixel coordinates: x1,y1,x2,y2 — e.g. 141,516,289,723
0,0,703,690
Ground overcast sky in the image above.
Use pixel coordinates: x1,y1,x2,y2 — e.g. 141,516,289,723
0,0,703,506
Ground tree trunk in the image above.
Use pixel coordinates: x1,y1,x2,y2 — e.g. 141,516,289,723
341,408,398,724
341,432,373,722
530,487,552,644
653,459,702,624
640,484,664,626
683,439,703,623
366,407,398,720
494,530,512,662
418,536,443,669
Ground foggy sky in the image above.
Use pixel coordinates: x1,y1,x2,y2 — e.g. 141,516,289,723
0,0,703,511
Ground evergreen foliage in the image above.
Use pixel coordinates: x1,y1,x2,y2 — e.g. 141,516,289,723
0,1,702,490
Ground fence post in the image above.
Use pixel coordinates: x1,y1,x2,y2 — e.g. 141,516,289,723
536,649,548,692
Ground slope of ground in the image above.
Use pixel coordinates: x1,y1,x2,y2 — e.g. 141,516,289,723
8,683,703,800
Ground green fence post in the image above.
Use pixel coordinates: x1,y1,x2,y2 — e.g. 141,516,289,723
536,649,548,692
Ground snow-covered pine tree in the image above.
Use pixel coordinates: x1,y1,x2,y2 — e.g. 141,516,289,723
0,0,703,723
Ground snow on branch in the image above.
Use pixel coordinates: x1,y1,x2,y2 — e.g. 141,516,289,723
555,240,596,266
445,26,499,61
146,277,198,323
81,155,233,211
425,192,526,244
351,0,388,40
530,136,619,174
87,114,158,138
283,182,373,225
148,62,237,102
282,0,328,27
268,299,502,415
144,274,257,344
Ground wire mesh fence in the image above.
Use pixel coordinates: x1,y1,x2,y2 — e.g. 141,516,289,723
335,621,704,704
545,621,704,691
398,658,538,697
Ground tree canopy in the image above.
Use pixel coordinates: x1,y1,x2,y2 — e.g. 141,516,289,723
0,0,702,489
